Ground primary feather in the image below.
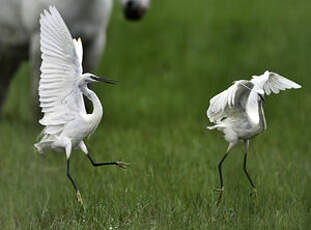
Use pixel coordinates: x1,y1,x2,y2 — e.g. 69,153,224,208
38,6,85,135
207,80,253,123
250,71,301,95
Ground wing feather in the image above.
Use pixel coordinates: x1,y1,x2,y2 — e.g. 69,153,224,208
38,6,85,133
251,71,301,95
73,38,83,65
207,80,253,122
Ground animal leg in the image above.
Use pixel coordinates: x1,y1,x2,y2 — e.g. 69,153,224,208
66,158,83,205
79,141,129,169
87,153,129,169
216,142,236,206
61,139,83,204
243,140,256,188
243,140,257,197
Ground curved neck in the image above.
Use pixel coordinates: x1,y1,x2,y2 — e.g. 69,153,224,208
258,101,266,129
81,86,103,117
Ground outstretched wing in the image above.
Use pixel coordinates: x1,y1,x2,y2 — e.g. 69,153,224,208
250,71,301,95
38,6,85,133
207,80,254,122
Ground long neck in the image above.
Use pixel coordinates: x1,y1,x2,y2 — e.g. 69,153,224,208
246,92,260,125
258,101,267,130
81,86,103,117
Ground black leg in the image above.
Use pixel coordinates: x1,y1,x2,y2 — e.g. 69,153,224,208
66,159,79,192
67,158,84,204
86,153,129,168
216,152,229,206
218,153,229,189
216,143,236,206
243,152,256,188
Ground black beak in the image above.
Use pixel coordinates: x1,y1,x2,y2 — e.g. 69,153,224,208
91,76,116,85
258,94,265,104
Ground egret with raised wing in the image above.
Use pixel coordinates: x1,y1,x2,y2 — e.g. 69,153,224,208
206,71,301,206
34,6,128,204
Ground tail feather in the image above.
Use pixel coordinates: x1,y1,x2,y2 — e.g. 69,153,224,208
207,124,225,130
34,133,57,153
207,125,217,130
34,142,44,153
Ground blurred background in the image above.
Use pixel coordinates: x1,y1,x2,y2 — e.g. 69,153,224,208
0,0,310,229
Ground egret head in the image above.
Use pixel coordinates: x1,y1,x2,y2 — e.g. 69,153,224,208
121,0,150,20
79,73,116,88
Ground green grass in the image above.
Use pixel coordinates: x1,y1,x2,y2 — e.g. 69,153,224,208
1,0,310,229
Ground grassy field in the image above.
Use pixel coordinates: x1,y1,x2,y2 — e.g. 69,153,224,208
0,0,310,229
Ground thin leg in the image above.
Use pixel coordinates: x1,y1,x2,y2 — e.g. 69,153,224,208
218,153,229,189
243,140,256,188
66,158,83,204
216,142,236,206
67,158,78,192
51,140,83,205
216,153,228,206
86,153,129,169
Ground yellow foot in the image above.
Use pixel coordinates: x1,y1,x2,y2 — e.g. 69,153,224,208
116,161,130,169
250,188,258,201
77,190,84,205
215,187,224,207
250,188,257,197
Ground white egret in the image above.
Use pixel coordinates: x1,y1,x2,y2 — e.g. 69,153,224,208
206,71,301,206
34,6,128,204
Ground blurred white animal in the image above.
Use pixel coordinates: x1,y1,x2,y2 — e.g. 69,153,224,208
206,71,301,206
34,6,128,204
0,0,151,117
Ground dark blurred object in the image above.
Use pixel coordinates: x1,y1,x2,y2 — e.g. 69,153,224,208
124,0,149,20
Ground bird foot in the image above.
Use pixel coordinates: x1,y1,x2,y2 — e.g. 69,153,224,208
250,188,258,200
116,161,130,169
215,187,224,207
76,190,84,205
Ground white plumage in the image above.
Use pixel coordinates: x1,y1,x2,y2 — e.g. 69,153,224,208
34,6,127,204
207,70,301,206
37,7,85,140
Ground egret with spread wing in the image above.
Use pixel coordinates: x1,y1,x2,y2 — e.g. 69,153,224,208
34,6,128,204
206,71,301,206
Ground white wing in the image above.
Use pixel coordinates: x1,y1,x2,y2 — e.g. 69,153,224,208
251,71,301,95
207,80,253,122
38,6,85,134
